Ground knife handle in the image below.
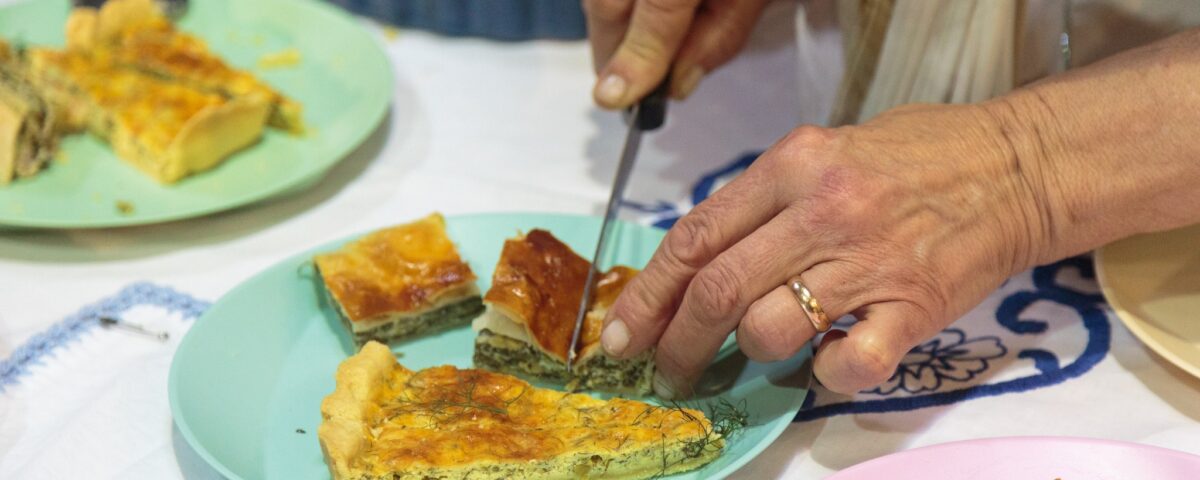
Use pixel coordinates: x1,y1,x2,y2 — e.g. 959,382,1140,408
633,75,670,131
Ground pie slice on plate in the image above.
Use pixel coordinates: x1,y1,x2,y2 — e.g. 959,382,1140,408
24,46,269,183
314,213,484,346
0,40,59,185
64,0,304,133
319,341,724,480
473,229,654,395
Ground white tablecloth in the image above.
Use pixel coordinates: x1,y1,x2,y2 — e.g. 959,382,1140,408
2,1,1199,479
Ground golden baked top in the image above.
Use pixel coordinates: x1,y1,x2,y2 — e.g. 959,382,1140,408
483,229,638,362
27,47,226,152
314,214,477,322
319,342,718,479
65,0,304,133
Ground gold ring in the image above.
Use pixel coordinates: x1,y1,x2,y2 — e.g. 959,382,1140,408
787,276,831,332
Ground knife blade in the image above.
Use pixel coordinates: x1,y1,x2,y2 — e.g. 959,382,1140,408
567,81,670,372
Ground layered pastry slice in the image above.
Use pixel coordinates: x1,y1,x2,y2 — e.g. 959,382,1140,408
24,47,269,183
315,214,483,346
0,41,59,185
320,341,723,480
473,229,655,395
65,0,305,133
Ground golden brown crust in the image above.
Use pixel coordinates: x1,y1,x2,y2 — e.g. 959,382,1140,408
484,230,639,363
26,47,268,183
319,341,721,480
319,341,404,480
314,214,478,323
579,265,637,358
483,229,590,362
66,0,304,133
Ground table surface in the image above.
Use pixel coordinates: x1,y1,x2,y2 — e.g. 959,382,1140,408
2,1,1200,479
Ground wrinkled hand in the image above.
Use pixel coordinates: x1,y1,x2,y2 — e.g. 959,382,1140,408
599,103,1054,397
583,0,769,108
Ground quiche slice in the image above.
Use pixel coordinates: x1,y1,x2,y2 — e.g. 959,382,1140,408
24,47,268,183
319,341,723,480
0,40,59,185
473,229,654,395
314,214,483,346
64,0,305,133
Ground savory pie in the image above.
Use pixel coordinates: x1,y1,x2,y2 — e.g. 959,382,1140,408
64,0,305,133
315,214,483,346
0,40,59,185
319,341,723,480
24,46,269,183
473,229,654,395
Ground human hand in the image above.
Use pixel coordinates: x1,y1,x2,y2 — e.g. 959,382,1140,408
599,103,1056,397
583,0,769,109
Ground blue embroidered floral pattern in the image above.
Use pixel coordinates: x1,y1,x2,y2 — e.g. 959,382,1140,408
869,329,1007,395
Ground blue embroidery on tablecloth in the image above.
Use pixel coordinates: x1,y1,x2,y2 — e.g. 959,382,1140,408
793,256,1109,421
0,282,210,393
624,151,761,229
869,328,1007,395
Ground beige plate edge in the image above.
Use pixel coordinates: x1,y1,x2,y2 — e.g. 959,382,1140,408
1095,230,1200,380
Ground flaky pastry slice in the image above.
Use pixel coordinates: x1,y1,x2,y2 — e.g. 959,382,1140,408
315,214,483,346
473,229,654,395
319,341,723,480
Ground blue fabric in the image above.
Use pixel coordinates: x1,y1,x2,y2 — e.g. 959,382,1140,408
327,0,588,41
0,282,209,393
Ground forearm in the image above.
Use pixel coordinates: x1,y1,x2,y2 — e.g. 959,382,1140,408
981,27,1200,266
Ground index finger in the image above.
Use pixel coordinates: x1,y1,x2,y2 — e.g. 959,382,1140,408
582,0,634,73
593,0,701,108
600,159,786,360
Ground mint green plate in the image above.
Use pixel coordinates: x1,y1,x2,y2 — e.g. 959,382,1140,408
169,212,811,479
0,0,392,228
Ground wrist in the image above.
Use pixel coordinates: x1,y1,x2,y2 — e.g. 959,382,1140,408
973,95,1068,273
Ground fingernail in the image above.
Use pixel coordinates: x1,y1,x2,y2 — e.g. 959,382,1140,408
675,66,704,99
653,371,678,399
601,318,630,357
595,74,627,106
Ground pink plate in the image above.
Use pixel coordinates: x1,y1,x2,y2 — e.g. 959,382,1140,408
828,436,1200,480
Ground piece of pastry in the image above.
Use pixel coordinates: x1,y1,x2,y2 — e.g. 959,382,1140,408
314,214,483,346
0,40,59,185
319,341,723,480
473,229,654,395
24,46,269,183
65,0,304,133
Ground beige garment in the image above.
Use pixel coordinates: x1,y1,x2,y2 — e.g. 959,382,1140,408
828,0,1200,126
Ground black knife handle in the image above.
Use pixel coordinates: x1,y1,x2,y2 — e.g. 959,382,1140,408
633,75,670,131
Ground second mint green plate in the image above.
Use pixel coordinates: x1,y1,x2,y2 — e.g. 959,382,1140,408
169,212,812,479
0,0,392,228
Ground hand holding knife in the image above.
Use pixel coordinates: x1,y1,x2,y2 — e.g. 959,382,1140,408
566,80,670,372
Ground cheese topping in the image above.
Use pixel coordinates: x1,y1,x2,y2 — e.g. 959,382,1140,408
321,341,716,478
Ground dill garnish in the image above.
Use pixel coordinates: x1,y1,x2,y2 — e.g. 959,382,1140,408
382,371,529,429
643,398,750,479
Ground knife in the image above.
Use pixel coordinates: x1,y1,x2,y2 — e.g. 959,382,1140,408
566,80,670,373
